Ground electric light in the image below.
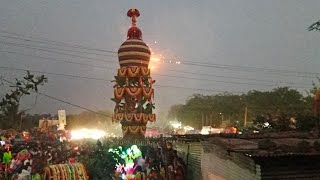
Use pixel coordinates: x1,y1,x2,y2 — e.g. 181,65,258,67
184,126,194,131
109,145,142,179
171,121,182,129
70,128,106,140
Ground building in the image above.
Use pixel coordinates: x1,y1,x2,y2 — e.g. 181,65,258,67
175,132,320,180
39,119,59,128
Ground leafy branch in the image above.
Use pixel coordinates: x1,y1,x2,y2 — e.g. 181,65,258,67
0,71,47,128
309,20,320,31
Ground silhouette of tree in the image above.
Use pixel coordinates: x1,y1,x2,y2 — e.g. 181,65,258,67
0,71,47,129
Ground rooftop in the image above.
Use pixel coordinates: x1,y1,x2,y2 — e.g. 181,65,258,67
174,131,320,157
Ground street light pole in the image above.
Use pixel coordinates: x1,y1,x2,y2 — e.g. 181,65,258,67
219,113,223,121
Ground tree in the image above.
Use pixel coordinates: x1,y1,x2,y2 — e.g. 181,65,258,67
245,87,310,130
168,93,244,129
167,104,184,120
169,87,313,131
246,87,307,116
0,71,47,129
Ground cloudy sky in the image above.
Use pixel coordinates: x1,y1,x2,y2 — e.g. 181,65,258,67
0,0,319,116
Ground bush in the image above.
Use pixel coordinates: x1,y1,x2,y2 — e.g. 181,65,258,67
78,144,116,180
296,115,318,132
258,139,277,150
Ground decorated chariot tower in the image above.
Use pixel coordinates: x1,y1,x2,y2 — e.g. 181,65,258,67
112,9,156,138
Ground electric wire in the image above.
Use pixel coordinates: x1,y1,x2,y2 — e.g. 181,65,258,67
0,35,117,57
0,66,245,94
0,30,117,54
1,78,112,118
0,31,318,77
0,50,313,88
0,40,116,63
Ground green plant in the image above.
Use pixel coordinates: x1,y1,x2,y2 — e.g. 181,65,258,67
142,76,150,87
112,76,126,87
79,144,116,180
296,114,318,132
144,103,155,114
137,98,147,113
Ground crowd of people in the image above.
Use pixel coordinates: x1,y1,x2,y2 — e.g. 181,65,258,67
0,130,186,180
131,141,186,180
0,131,91,180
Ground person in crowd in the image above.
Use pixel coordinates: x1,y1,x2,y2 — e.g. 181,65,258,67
15,165,30,180
167,165,175,180
137,155,146,171
146,169,163,180
46,150,52,165
25,162,32,174
3,146,12,171
135,166,146,180
165,142,175,166
173,158,184,180
10,153,16,170
31,173,41,180
159,165,165,180
96,139,102,147
68,152,77,164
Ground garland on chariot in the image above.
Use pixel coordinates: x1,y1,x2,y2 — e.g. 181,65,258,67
112,8,156,138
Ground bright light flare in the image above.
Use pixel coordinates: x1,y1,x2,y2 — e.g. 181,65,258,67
70,128,106,140
184,126,194,131
171,121,182,129
200,126,211,135
149,54,161,71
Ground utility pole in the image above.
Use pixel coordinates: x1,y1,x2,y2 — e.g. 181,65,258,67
201,113,204,128
244,106,248,128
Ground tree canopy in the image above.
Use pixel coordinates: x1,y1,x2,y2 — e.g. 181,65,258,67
168,86,316,130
